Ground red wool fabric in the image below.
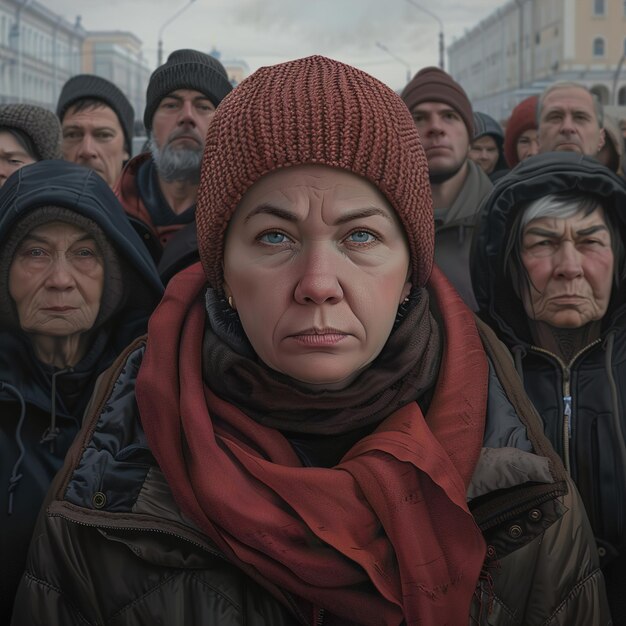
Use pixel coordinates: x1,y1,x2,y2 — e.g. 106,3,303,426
136,263,488,625
503,95,538,168
195,55,435,293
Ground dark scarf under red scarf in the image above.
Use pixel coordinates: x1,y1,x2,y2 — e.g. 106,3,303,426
136,263,488,626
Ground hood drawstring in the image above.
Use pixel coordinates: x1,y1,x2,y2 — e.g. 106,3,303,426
511,345,526,384
603,331,626,482
3,381,27,515
40,367,73,454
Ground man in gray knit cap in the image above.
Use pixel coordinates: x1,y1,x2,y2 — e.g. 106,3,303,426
114,49,232,266
56,74,134,189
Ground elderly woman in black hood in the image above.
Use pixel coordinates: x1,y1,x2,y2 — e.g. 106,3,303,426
0,160,163,622
472,150,626,621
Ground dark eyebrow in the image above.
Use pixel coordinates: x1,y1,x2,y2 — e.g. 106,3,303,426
244,204,298,223
524,225,608,238
243,204,393,225
576,225,608,236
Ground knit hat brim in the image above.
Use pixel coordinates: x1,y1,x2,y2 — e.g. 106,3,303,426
0,206,124,331
0,104,62,161
196,55,434,293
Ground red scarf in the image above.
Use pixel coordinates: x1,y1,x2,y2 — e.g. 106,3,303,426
137,263,487,626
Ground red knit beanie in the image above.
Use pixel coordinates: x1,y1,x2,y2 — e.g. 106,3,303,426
400,66,474,137
503,95,538,168
196,55,434,292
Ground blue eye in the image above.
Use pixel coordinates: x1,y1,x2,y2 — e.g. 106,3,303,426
347,230,375,244
260,232,289,244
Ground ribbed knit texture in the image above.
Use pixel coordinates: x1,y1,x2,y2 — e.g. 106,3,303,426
401,66,474,137
143,49,232,130
503,95,538,168
56,74,135,155
196,55,434,292
0,104,61,161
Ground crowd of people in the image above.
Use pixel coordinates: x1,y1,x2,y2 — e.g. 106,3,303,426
1,47,625,625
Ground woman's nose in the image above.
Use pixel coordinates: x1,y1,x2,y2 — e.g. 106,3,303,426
553,241,584,278
293,246,344,305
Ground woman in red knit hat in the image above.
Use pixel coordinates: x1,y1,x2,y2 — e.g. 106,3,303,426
503,95,540,168
13,56,609,626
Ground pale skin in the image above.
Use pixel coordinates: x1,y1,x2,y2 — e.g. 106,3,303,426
0,131,36,186
61,103,129,188
469,135,499,174
222,165,412,388
516,129,539,162
520,208,614,332
150,89,216,214
538,87,605,156
9,221,104,368
410,102,470,209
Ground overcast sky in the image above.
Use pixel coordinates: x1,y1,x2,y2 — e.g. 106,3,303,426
49,0,504,91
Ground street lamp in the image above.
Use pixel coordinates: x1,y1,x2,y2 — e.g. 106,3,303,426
612,53,626,105
376,42,412,83
405,0,445,71
157,0,197,67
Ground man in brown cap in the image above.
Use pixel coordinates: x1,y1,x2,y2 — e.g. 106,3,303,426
401,67,492,310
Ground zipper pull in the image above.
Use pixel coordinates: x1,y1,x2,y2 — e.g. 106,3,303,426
563,395,572,438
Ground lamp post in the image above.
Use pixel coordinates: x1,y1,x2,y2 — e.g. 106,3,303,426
612,53,626,106
375,42,412,83
405,0,445,71
157,0,197,67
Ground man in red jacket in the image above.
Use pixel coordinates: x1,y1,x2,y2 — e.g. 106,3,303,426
115,49,232,263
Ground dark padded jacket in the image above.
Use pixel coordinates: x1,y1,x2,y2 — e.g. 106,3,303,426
12,321,610,625
0,161,163,623
471,151,626,617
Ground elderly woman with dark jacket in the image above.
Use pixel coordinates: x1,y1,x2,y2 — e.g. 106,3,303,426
472,150,626,621
13,58,609,625
0,160,163,622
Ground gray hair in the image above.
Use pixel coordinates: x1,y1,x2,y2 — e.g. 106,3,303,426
504,193,623,300
537,81,604,127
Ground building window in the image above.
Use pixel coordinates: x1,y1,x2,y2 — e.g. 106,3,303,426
594,0,606,15
593,37,605,57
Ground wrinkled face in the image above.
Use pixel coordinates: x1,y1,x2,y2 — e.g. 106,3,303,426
538,87,605,156
0,130,36,186
516,129,539,162
223,165,412,387
61,103,129,188
520,207,614,328
9,221,104,337
469,135,499,174
150,89,216,153
410,102,469,179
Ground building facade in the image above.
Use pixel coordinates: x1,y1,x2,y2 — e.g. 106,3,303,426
0,0,83,107
0,0,149,126
82,31,150,126
449,0,626,122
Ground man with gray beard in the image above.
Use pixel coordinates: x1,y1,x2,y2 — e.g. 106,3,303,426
115,49,232,266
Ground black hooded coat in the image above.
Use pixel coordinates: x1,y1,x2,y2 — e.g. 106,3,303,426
0,161,163,622
471,151,626,620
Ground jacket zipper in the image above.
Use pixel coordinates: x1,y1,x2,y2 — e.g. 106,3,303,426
530,339,601,473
